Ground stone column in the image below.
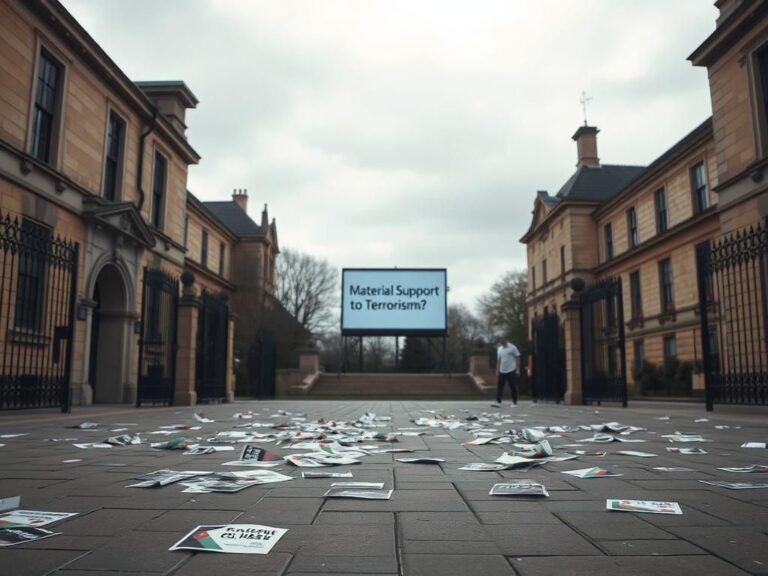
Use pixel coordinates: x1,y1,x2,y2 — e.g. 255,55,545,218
225,313,237,402
561,297,583,405
468,348,490,377
174,272,199,406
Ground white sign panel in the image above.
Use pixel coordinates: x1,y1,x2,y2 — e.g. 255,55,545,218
341,269,447,335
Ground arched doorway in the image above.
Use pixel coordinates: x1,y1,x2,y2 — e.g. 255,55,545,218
88,264,129,403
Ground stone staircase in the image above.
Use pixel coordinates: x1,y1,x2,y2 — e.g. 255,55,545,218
307,373,489,398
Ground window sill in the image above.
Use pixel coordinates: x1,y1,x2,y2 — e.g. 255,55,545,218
6,328,50,346
627,317,644,330
658,310,676,325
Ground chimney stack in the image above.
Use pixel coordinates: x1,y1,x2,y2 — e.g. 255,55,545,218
232,188,248,212
572,126,600,168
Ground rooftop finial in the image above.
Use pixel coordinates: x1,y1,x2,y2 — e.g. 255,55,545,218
580,90,593,126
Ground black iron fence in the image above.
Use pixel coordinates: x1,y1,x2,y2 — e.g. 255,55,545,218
196,290,229,403
0,212,78,411
136,267,178,406
531,312,565,402
697,221,768,411
579,277,627,406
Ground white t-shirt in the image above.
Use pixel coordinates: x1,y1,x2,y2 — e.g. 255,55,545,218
497,343,520,374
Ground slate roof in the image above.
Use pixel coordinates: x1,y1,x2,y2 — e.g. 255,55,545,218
555,164,646,202
201,201,264,236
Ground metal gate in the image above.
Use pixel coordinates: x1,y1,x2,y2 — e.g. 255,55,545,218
0,213,78,411
531,312,565,402
196,290,229,402
697,221,768,411
136,268,178,406
579,277,627,406
248,335,276,398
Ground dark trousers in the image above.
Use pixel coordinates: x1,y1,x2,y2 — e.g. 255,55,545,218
496,371,518,404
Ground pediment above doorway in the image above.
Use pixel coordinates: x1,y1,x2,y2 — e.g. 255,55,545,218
83,197,156,249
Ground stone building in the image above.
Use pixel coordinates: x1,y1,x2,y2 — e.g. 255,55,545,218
0,0,288,409
523,0,768,402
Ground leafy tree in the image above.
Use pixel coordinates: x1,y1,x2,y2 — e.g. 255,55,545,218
477,270,530,356
276,248,338,335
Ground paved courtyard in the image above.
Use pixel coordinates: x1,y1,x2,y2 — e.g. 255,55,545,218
0,399,767,576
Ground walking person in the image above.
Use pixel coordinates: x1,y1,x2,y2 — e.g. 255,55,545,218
492,335,521,407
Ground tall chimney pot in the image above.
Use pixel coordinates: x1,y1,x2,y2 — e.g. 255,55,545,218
233,188,248,212
572,125,600,168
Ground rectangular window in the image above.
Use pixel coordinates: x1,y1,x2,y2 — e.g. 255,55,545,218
691,162,708,214
627,207,638,248
664,335,677,363
542,258,548,284
532,266,536,290
633,339,645,377
629,270,642,320
151,151,167,228
201,230,208,267
31,49,63,164
15,220,51,331
219,242,225,276
654,187,668,234
604,223,614,260
103,111,125,201
183,216,189,248
560,245,565,276
755,43,768,156
659,258,674,313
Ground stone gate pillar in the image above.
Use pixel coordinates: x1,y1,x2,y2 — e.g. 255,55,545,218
225,313,237,402
174,272,199,406
561,297,583,405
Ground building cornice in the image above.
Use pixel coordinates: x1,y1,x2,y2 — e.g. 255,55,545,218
184,257,236,291
689,0,768,67
519,198,600,244
23,0,200,165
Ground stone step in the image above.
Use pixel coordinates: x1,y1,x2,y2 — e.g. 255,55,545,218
309,373,487,397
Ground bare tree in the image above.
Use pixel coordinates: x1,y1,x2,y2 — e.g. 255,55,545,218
446,303,486,371
477,270,529,355
276,248,338,334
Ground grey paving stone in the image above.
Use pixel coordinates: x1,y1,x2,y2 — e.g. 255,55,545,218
402,553,515,576
666,526,768,574
273,524,395,556
510,555,753,576
600,539,708,556
171,551,292,576
0,549,86,576
323,489,468,512
401,539,502,554
556,511,677,540
137,509,242,532
475,511,562,525
399,512,485,541
485,523,602,556
52,508,164,536
15,534,111,551
64,530,187,573
240,497,324,525
314,512,394,525
288,554,398,573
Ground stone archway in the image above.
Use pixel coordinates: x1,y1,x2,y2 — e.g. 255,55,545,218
89,263,130,403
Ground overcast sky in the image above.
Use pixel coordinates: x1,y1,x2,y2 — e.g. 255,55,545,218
63,0,716,313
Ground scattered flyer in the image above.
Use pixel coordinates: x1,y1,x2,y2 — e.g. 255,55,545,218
0,497,20,513
170,524,287,554
653,467,695,472
0,526,59,547
606,499,682,515
395,458,445,464
699,480,768,490
489,481,549,497
323,487,393,499
330,482,384,488
562,467,622,479
67,422,99,429
240,444,282,462
222,460,282,468
615,451,657,457
666,447,707,455
569,450,606,457
194,413,215,423
150,437,191,450
127,470,212,488
0,510,78,528
717,465,768,473
741,442,767,449
301,471,353,479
